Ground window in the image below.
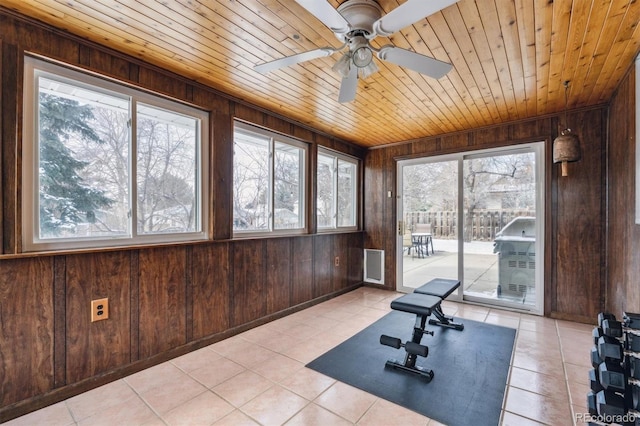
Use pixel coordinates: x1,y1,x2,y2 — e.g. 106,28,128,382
22,56,208,251
233,121,306,235
317,148,358,230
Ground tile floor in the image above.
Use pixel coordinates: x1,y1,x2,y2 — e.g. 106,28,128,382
5,287,594,426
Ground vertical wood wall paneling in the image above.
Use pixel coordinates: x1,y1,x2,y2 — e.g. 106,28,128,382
266,238,291,314
291,237,314,305
232,239,267,325
138,247,188,358
210,106,233,240
65,252,131,383
53,256,66,388
553,109,605,321
0,38,3,251
1,42,17,253
0,258,55,407
191,243,230,339
606,66,640,314
130,251,140,362
313,234,333,297
348,233,365,287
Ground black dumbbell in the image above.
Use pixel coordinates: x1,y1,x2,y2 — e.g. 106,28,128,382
630,356,640,380
593,326,603,345
624,312,640,330
595,389,627,417
599,312,617,327
587,390,598,415
590,368,604,393
627,333,640,353
599,335,624,362
592,346,604,368
603,319,624,338
599,361,627,392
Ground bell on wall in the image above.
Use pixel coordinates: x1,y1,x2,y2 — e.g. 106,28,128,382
553,81,581,177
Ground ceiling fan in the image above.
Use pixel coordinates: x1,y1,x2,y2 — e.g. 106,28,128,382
254,0,459,103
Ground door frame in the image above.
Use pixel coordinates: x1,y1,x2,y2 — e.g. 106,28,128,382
396,142,545,315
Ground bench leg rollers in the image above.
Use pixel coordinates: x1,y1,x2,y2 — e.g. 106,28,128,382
380,334,434,381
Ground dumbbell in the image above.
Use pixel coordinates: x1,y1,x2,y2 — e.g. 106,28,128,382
603,319,624,338
380,335,429,358
599,335,624,362
599,312,617,327
589,389,626,417
598,360,627,392
590,368,604,393
627,333,640,353
624,312,640,331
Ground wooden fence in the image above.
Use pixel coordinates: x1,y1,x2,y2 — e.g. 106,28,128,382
405,210,535,241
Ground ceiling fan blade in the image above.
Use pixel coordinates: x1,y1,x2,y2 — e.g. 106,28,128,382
372,0,459,37
254,47,336,74
338,65,358,103
295,0,350,35
377,46,452,79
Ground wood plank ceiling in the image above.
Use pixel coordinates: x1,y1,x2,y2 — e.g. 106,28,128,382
2,0,639,147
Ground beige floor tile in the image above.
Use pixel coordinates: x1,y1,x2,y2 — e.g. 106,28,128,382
504,387,572,425
125,362,186,394
565,363,590,385
567,380,590,409
171,346,222,373
161,390,234,425
240,385,308,426
519,316,558,334
3,402,74,426
76,394,158,426
212,409,260,426
66,379,138,421
509,366,569,399
280,368,336,400
512,350,565,377
314,381,376,423
188,357,246,388
250,352,305,383
357,398,429,426
485,313,521,329
137,375,207,415
213,370,273,407
285,403,352,426
501,411,545,425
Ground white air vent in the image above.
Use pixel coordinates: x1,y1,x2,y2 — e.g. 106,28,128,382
364,249,384,285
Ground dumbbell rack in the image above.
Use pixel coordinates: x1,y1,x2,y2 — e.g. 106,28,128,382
588,312,640,425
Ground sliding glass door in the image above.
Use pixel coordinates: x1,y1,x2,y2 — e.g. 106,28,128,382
396,143,544,313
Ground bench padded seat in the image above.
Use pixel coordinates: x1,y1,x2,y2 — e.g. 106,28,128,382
414,278,460,299
390,293,442,317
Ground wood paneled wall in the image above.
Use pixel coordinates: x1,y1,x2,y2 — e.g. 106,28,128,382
607,63,640,316
0,11,364,421
364,109,607,323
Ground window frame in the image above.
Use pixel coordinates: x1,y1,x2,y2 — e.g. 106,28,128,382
232,120,308,237
22,55,209,252
317,147,359,232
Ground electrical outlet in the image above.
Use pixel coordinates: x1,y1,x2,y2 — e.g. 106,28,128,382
334,256,340,266
91,298,109,322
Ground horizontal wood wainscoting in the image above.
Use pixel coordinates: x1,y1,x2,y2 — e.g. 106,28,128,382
0,10,367,421
0,233,364,420
364,108,607,323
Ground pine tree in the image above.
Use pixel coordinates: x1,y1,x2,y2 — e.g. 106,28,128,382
38,93,113,236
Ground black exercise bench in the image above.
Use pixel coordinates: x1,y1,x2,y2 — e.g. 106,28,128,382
380,278,463,381
414,278,464,331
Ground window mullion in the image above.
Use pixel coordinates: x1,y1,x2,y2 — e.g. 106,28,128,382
130,100,137,238
269,137,275,232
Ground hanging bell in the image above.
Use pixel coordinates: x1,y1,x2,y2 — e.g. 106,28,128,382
553,128,581,177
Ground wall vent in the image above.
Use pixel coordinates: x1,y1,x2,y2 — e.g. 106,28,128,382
364,249,384,285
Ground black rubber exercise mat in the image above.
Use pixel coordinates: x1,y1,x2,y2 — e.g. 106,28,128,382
306,310,516,426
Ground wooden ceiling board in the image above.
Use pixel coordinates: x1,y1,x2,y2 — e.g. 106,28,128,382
2,0,639,147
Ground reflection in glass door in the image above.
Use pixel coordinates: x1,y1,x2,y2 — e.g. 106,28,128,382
462,151,538,308
397,144,544,313
397,158,459,293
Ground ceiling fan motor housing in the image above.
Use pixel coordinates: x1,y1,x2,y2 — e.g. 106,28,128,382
336,0,383,40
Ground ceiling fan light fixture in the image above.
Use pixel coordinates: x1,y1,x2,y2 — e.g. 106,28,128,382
332,52,352,78
359,60,378,79
353,45,373,67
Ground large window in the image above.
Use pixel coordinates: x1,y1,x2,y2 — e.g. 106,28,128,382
22,56,208,251
233,121,306,235
317,148,358,230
